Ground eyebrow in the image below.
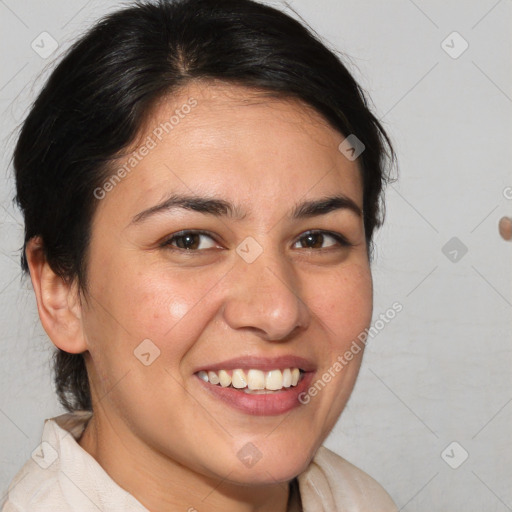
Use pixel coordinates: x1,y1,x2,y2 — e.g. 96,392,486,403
130,192,362,225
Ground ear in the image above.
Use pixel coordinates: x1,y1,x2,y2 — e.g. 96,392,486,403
25,236,87,354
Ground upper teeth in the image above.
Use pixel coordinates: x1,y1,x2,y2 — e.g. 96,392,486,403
196,368,302,390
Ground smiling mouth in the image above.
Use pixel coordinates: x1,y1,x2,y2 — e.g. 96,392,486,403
195,368,305,393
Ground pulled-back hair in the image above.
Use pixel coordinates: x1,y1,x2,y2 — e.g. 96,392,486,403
13,0,396,412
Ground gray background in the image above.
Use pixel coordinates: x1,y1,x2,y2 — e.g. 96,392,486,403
1,0,511,510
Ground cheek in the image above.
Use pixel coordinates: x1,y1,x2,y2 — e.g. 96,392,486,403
82,268,216,405
111,266,224,361
310,262,373,346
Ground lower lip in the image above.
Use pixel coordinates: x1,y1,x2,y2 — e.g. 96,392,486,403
194,371,315,416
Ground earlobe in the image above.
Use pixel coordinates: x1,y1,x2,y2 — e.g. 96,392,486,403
25,236,87,354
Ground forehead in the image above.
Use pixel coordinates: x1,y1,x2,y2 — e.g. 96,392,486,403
94,82,363,224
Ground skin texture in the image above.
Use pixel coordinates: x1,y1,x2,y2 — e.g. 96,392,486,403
26,82,373,512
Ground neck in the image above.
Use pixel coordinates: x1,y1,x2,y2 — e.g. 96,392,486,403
78,412,292,512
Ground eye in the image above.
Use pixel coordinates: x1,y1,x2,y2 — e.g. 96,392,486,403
160,229,353,253
160,230,219,251
292,230,352,250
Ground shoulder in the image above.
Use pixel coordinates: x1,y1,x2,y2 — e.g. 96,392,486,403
297,445,398,511
1,414,86,512
1,447,67,512
3,412,147,512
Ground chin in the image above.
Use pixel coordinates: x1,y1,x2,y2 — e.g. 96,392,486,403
218,441,318,485
224,461,309,486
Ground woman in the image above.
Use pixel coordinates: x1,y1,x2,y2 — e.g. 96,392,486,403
2,0,398,510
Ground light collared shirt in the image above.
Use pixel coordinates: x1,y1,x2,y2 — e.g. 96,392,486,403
2,411,398,511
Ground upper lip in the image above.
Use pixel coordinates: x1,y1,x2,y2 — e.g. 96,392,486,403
193,355,316,373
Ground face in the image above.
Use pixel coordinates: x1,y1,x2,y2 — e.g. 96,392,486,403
80,82,373,485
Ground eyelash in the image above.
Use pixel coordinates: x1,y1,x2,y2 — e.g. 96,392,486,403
160,229,354,253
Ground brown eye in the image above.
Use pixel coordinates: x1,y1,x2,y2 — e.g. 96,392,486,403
293,230,352,250
161,231,218,251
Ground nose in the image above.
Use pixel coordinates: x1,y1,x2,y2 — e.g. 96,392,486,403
221,243,310,341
